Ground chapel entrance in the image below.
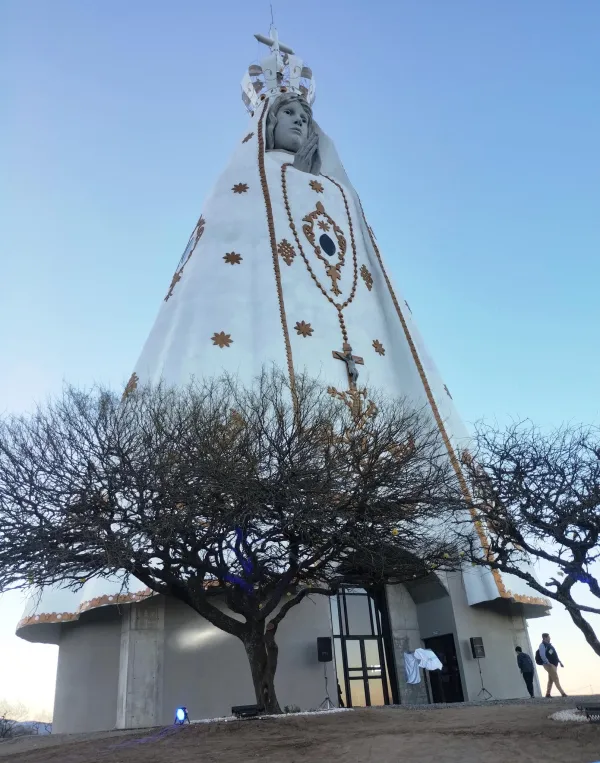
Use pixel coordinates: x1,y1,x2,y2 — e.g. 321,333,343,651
423,633,464,703
330,587,396,707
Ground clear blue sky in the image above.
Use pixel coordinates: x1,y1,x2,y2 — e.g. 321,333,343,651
1,0,599,712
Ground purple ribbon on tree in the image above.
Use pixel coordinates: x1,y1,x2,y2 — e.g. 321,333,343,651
224,526,255,594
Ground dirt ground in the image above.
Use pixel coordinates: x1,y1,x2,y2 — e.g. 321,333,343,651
1,700,599,763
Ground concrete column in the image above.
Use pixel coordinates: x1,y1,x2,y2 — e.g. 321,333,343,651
116,596,165,729
385,584,429,705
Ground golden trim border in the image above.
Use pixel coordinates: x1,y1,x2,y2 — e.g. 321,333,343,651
17,588,155,630
257,101,297,398
16,579,234,632
356,200,548,608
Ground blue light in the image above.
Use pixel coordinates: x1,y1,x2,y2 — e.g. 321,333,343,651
174,705,190,725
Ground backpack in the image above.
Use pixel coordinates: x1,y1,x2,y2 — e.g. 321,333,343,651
535,649,543,666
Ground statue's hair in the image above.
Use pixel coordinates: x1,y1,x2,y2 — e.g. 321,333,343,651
265,93,320,174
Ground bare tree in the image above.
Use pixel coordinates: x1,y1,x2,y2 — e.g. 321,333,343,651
0,370,462,713
0,700,28,739
458,421,600,656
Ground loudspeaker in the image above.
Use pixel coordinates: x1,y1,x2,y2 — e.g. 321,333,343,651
317,636,333,662
470,636,485,659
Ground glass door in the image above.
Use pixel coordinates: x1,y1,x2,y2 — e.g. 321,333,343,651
344,636,389,707
330,587,393,708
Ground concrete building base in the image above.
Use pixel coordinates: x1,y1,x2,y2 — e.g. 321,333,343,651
49,576,545,733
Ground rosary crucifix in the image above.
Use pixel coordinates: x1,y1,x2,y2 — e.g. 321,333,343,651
332,343,364,390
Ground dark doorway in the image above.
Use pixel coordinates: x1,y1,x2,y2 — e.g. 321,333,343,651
423,633,464,703
330,588,395,707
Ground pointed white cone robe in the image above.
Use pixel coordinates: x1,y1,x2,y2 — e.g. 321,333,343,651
17,94,549,643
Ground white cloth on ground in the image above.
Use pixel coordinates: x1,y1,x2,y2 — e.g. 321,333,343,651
414,648,443,671
404,652,421,684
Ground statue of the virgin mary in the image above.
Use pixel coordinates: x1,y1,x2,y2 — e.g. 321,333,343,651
17,31,548,643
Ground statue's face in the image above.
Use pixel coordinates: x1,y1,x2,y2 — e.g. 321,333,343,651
273,100,309,153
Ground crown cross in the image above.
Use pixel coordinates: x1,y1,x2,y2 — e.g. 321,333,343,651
241,27,315,112
254,29,294,56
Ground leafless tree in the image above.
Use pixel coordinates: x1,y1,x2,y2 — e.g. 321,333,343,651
458,421,600,656
0,700,28,739
0,370,463,713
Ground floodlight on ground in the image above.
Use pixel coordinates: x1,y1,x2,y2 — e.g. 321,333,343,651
174,706,190,724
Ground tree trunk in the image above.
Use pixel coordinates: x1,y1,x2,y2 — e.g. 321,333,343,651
564,601,600,658
243,626,281,714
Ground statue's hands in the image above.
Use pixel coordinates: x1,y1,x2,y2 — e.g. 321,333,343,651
293,132,321,175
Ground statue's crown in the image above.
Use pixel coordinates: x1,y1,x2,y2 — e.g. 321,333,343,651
241,29,316,113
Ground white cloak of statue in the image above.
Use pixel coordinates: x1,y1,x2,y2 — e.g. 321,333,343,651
17,35,548,642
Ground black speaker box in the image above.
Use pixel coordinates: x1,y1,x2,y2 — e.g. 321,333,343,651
470,636,485,659
317,636,333,662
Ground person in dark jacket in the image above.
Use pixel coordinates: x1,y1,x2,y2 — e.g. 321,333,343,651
538,633,567,697
515,646,535,697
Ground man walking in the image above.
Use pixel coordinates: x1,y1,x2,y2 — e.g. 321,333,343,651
537,633,567,697
515,646,535,698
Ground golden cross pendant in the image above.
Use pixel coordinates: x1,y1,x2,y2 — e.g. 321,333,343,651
332,342,364,389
